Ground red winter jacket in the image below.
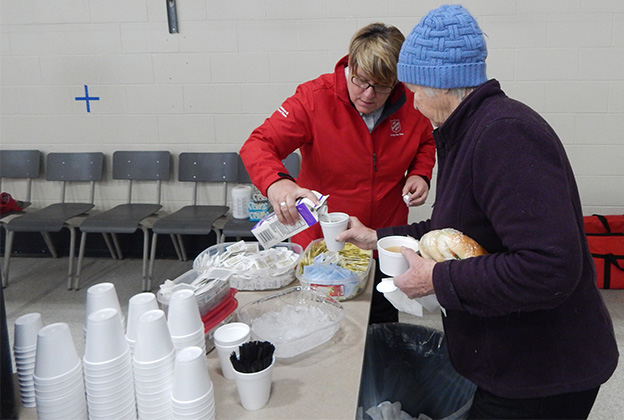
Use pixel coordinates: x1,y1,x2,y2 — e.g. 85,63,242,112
240,55,435,248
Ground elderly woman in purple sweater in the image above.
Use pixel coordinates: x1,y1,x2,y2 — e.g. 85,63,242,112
337,5,618,419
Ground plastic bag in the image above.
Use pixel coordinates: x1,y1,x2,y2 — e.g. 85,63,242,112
0,193,22,214
358,323,476,420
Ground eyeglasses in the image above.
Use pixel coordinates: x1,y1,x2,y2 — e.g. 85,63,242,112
350,75,394,94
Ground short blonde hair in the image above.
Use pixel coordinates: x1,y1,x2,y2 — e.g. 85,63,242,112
348,23,405,87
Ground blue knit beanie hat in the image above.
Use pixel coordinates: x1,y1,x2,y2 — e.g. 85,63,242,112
398,4,487,88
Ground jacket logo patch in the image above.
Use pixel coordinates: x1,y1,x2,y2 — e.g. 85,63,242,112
278,106,289,118
391,119,401,133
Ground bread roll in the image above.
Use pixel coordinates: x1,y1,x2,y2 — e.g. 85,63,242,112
419,228,487,262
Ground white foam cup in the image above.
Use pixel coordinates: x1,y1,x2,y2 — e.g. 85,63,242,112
34,323,80,380
133,309,174,363
213,322,251,380
232,357,275,411
126,292,158,343
171,346,212,402
85,282,124,328
167,289,203,337
377,235,420,276
33,360,82,390
84,308,128,364
319,212,349,251
14,312,44,349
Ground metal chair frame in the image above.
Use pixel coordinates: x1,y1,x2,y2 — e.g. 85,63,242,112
75,151,171,291
2,152,103,288
146,152,239,290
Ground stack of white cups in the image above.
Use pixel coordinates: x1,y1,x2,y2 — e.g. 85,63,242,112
85,282,125,340
133,309,175,420
84,308,136,420
171,346,216,420
33,323,87,420
167,289,206,355
125,292,159,355
13,312,44,408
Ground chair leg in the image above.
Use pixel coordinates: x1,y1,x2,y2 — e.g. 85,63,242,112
75,231,88,291
41,232,58,258
148,233,159,287
214,228,223,244
111,233,123,260
176,234,188,261
2,231,14,287
169,234,183,261
101,232,118,260
141,227,150,292
66,226,76,290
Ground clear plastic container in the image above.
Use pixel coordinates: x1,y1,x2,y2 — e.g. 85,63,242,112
157,269,230,317
296,239,372,301
237,286,345,358
193,242,303,291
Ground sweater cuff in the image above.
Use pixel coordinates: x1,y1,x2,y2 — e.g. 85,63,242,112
277,172,295,182
432,261,462,311
376,226,396,239
418,174,431,188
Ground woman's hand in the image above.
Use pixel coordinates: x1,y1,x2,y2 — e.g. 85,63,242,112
334,216,378,250
393,247,436,298
266,179,319,225
403,175,429,206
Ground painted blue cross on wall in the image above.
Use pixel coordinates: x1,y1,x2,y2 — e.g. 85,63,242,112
75,85,99,112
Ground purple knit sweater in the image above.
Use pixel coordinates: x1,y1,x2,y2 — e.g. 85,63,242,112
378,79,618,398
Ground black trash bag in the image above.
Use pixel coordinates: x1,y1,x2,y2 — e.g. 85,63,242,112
358,323,476,420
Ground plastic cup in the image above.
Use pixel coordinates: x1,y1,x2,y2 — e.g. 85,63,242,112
167,289,203,337
84,308,128,364
126,292,158,342
319,212,349,251
85,282,124,327
232,357,275,411
377,235,420,276
172,346,211,402
133,309,174,363
213,323,250,380
14,312,44,349
34,323,80,379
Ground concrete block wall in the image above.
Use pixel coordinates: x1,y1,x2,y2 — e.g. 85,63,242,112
1,0,623,221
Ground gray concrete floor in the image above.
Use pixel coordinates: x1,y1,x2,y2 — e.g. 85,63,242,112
3,255,624,419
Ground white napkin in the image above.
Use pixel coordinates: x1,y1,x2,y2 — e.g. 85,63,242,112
376,278,446,316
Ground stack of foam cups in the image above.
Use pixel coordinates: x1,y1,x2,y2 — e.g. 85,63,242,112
171,346,216,420
126,292,159,355
13,312,44,408
167,289,206,355
133,309,175,419
85,282,125,340
33,323,87,419
84,308,136,420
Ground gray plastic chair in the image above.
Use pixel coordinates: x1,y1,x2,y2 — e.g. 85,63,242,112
75,151,171,291
219,152,301,243
2,152,104,288
146,152,239,289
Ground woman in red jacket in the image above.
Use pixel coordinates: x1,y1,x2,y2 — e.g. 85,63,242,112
240,23,436,323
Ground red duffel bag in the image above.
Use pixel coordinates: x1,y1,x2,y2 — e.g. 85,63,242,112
584,215,624,289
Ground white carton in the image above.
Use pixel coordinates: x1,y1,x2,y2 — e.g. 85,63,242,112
251,192,329,249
